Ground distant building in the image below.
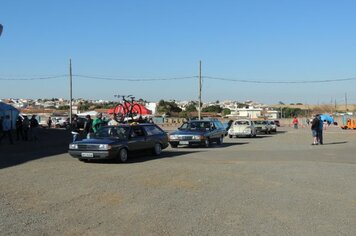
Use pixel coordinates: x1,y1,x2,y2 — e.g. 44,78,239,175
229,106,263,119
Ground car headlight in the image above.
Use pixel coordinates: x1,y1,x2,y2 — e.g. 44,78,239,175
99,144,112,150
69,144,78,149
169,135,178,140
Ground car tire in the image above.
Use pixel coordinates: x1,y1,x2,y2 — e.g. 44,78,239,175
117,148,128,163
229,135,233,138
217,136,223,145
152,143,162,156
204,138,210,148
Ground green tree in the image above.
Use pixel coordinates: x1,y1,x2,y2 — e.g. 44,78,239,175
202,105,222,113
157,100,182,114
222,108,231,116
185,102,197,112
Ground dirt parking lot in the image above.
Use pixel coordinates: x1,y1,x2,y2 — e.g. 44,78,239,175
1,126,356,235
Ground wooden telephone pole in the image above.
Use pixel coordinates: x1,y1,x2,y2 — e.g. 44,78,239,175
69,59,73,124
198,60,202,120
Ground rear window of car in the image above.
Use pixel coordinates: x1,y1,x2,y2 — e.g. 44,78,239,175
95,126,129,139
235,120,250,125
143,125,165,136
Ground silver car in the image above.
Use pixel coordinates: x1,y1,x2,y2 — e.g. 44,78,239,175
228,119,257,138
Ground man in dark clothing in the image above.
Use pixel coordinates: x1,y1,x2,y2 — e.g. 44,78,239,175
71,115,80,142
311,115,320,145
29,115,39,141
16,116,24,141
318,115,324,145
0,115,14,145
83,115,93,139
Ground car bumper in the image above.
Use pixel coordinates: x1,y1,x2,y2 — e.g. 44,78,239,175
169,140,205,146
68,150,118,160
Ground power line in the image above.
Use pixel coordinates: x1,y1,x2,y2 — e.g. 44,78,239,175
73,74,198,81
1,73,356,84
0,75,66,81
203,76,356,84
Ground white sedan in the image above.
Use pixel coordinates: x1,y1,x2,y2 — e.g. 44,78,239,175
228,119,257,138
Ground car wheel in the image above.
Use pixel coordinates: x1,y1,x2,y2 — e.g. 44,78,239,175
229,135,233,138
152,143,162,156
117,148,128,163
217,136,223,145
204,138,210,148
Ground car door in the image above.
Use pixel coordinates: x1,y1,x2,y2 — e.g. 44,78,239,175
127,126,149,151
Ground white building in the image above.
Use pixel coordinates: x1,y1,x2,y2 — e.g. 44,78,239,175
229,106,263,119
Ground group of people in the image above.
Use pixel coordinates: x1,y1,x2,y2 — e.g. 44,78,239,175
71,112,107,142
70,112,153,142
0,114,39,145
310,114,324,145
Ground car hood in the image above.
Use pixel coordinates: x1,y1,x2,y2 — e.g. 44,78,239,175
74,138,119,145
170,130,207,136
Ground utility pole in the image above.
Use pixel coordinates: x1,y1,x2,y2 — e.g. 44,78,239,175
198,60,202,120
69,59,73,124
345,92,348,112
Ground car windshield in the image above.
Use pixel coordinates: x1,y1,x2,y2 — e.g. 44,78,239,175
94,126,130,139
180,121,211,131
235,120,250,125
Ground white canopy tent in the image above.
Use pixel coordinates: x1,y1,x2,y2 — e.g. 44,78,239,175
76,110,98,118
0,102,20,129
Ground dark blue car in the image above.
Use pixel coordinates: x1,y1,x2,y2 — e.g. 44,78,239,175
68,123,168,162
168,119,226,148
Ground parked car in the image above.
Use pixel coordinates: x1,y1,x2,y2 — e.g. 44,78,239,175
268,120,277,132
52,117,68,128
68,123,169,162
168,119,226,148
228,119,257,138
253,120,272,134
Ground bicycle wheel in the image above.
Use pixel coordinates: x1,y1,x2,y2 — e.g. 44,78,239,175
130,103,143,121
114,103,129,122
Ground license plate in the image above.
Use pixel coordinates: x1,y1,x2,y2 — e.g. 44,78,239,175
179,141,189,145
81,152,94,158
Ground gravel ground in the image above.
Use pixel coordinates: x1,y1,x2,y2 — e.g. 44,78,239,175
0,126,355,235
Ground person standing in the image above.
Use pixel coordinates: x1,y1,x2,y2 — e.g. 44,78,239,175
92,113,104,133
22,116,30,141
47,116,52,129
71,115,80,142
318,115,324,145
16,116,24,141
83,115,93,139
292,116,299,129
0,115,14,145
29,115,39,141
108,113,120,126
311,115,320,145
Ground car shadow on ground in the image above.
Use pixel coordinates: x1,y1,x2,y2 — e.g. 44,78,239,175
0,129,72,169
85,150,204,164
276,130,287,134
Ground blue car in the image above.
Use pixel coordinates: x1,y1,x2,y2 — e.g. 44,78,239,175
68,123,169,162
168,119,226,148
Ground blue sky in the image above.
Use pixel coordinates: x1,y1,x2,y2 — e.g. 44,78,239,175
1,0,356,105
